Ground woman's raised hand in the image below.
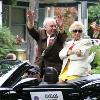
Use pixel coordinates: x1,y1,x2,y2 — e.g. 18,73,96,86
55,15,64,28
55,15,64,33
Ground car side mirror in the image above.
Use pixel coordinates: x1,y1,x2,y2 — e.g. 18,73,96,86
13,78,39,90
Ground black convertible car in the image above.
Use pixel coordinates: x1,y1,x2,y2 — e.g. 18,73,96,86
0,61,100,100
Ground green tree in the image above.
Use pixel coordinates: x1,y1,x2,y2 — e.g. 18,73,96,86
88,3,100,23
88,3,100,74
0,26,17,59
88,3,100,36
3,0,17,5
11,0,17,5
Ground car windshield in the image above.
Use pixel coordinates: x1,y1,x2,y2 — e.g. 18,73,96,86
0,60,21,77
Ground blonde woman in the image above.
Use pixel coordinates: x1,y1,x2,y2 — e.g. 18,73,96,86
58,21,95,83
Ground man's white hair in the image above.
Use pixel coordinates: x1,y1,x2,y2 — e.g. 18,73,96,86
69,21,84,33
43,17,56,27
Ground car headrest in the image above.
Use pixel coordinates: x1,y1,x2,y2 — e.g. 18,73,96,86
43,67,58,84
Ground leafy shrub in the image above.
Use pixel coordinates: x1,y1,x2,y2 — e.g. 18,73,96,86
92,65,100,74
0,26,17,59
90,45,100,74
90,45,100,65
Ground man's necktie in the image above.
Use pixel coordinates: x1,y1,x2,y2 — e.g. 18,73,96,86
47,37,55,47
49,38,54,45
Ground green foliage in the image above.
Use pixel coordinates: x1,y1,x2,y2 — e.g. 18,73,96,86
92,65,100,74
88,4,100,74
90,45,100,65
90,45,100,74
11,0,17,5
88,3,100,23
0,26,17,59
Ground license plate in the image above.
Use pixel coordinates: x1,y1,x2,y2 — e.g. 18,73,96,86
30,91,63,100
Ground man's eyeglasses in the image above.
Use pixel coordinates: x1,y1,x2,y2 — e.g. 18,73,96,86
73,30,82,33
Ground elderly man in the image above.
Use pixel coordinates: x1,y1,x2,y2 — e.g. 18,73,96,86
26,10,67,77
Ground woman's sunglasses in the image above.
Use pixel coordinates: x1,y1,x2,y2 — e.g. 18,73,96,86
73,30,82,33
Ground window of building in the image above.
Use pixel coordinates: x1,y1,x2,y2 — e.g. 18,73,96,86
11,7,26,40
2,5,27,40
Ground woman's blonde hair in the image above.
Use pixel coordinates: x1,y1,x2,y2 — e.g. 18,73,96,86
69,21,84,33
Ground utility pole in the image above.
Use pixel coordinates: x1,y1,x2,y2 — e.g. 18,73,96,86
81,1,89,38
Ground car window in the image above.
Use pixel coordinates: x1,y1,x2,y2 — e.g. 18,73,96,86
0,60,21,76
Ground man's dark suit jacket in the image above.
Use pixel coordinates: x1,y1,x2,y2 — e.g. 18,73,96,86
28,27,67,75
